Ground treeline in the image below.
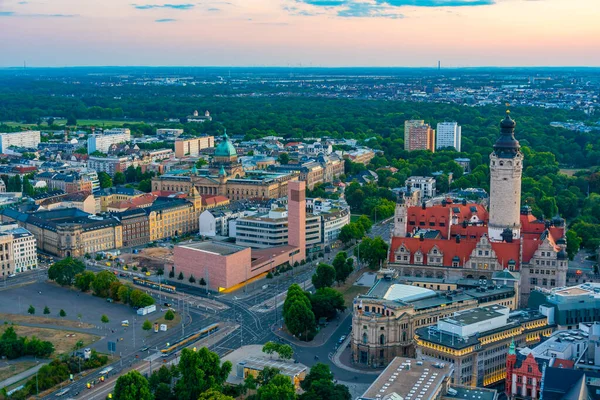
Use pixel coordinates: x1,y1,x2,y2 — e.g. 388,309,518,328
48,257,154,308
111,346,349,400
0,326,54,360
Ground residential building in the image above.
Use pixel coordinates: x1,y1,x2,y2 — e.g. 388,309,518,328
35,172,93,194
174,136,215,158
87,128,131,154
406,176,437,198
344,148,376,165
235,208,289,248
0,231,14,277
454,158,471,174
405,120,435,152
37,191,96,214
0,131,41,153
114,208,150,248
352,276,517,367
87,156,132,176
0,224,37,273
436,122,462,152
415,306,553,387
156,128,184,137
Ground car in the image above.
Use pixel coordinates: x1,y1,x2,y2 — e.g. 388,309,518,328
119,273,128,277
106,298,113,303
338,335,346,344
8,274,16,278
164,302,172,307
140,346,150,352
145,271,151,276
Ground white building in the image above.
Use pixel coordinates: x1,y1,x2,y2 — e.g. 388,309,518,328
0,224,37,274
436,122,461,152
235,208,289,248
0,130,41,153
406,176,436,198
156,129,184,137
87,128,131,154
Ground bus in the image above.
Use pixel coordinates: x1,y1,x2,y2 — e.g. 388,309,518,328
133,277,176,294
99,366,114,376
160,324,219,357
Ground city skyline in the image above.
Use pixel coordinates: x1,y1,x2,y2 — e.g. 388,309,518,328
0,0,598,67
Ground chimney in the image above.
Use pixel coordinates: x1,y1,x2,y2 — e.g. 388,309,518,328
419,234,425,242
462,198,467,206
456,235,461,244
422,202,426,210
442,199,447,207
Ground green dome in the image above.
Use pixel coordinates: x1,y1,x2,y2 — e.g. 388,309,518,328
214,133,237,157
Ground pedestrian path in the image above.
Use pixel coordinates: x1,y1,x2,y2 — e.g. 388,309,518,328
0,361,47,389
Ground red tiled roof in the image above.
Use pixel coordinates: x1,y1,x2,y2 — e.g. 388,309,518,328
490,241,521,269
202,195,229,207
389,236,477,267
407,206,451,238
450,224,489,240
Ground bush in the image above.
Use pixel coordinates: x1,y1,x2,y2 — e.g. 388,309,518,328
266,272,273,279
164,310,175,321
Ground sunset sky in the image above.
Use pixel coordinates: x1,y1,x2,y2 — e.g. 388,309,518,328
0,0,598,67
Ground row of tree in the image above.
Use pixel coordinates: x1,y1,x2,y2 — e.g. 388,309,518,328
48,258,154,308
0,326,54,360
112,345,349,400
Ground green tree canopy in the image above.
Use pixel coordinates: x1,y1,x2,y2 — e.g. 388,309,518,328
312,263,336,289
48,257,86,286
174,347,232,400
91,270,118,298
113,370,153,400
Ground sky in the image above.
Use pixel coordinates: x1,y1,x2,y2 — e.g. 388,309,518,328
0,0,598,67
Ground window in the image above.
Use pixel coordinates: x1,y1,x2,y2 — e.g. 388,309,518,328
530,278,538,285
380,334,385,345
363,333,368,344
528,366,532,373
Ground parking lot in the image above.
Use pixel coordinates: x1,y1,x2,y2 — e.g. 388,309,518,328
0,281,183,356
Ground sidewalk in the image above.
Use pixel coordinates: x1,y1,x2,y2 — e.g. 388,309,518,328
0,361,47,389
272,310,351,347
332,339,381,375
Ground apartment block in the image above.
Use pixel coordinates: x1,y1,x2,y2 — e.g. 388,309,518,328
0,130,41,153
174,136,215,158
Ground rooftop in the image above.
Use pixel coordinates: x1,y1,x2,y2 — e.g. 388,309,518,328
178,241,247,256
442,305,506,327
442,386,497,400
359,357,453,400
240,356,307,377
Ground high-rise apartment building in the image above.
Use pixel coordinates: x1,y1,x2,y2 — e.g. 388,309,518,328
87,128,131,154
436,122,461,151
404,120,435,152
0,130,41,153
174,136,215,158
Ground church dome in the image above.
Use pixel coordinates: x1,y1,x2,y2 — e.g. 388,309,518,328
557,249,568,260
214,133,237,157
493,112,520,158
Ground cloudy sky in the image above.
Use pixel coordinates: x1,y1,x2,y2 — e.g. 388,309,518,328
0,0,597,67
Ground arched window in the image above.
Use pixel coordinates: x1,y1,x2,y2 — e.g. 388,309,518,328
402,331,407,342
363,333,368,344
380,334,385,345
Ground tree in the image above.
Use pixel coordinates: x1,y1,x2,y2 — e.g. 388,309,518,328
566,230,582,260
188,275,196,284
168,270,175,278
118,285,133,305
356,214,373,233
285,300,316,339
110,281,123,301
59,309,66,317
101,314,109,324
74,271,96,292
278,152,290,165
138,179,152,193
164,310,175,320
113,370,153,400
28,305,35,315
174,347,232,400
199,277,206,286
66,115,77,126
98,171,113,189
301,362,333,391
312,263,335,289
332,252,353,285
91,270,118,298
113,172,126,185
310,287,346,321
48,257,86,286
149,364,172,391
197,389,234,400
355,236,388,270
195,159,208,168
256,374,295,400
43,306,50,315
262,341,279,358
277,344,293,360
177,271,184,280
142,319,152,331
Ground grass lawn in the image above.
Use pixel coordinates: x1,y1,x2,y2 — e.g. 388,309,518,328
152,311,182,331
0,313,94,329
0,361,37,383
0,325,99,356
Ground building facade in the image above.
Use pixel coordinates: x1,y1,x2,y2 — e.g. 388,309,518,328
415,306,553,388
87,129,131,154
352,277,517,368
174,136,215,158
0,131,41,153
404,120,435,152
0,232,14,276
436,122,462,152
406,176,437,198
